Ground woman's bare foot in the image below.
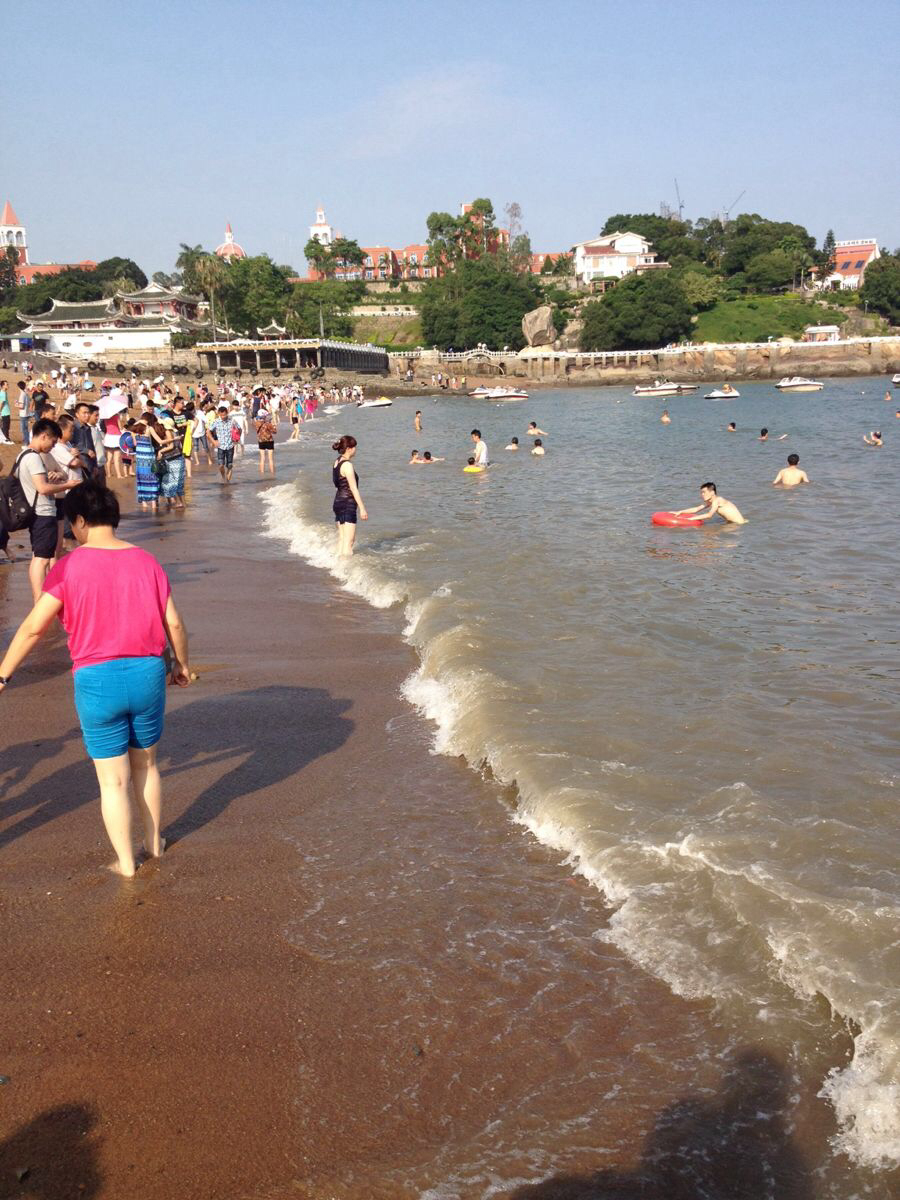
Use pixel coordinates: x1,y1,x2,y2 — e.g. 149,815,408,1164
139,835,167,861
105,860,137,878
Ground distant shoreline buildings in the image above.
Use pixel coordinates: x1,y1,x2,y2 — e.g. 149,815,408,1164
1,200,97,286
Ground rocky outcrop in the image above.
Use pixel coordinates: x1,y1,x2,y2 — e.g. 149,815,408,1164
521,305,556,347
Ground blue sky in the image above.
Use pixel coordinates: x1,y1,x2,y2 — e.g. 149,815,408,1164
3,0,898,275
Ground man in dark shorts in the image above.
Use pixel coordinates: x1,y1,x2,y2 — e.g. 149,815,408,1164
209,405,237,484
15,418,80,601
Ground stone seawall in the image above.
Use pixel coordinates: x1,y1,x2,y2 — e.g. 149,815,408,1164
396,337,900,388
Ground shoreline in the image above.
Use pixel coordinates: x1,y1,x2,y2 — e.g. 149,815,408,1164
2,414,892,1197
0,460,739,1198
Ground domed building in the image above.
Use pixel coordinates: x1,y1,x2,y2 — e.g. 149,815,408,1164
215,222,246,261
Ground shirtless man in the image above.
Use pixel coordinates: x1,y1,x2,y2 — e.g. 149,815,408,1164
863,431,883,446
527,421,547,437
409,449,423,463
674,482,746,525
660,410,671,424
760,427,788,442
531,438,545,456
414,410,422,433
727,422,736,432
773,453,809,487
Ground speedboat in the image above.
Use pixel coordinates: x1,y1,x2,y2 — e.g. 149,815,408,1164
632,380,697,397
357,397,393,408
705,385,740,399
892,374,900,386
775,377,824,392
469,386,529,400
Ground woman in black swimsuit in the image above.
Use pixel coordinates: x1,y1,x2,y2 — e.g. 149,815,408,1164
332,435,367,556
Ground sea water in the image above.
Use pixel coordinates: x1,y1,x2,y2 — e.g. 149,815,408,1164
259,380,899,1188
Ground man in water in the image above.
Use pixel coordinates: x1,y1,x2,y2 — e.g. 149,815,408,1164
727,422,736,432
470,429,488,466
463,455,484,473
660,410,671,424
527,421,547,436
773,453,810,487
760,428,788,441
409,450,422,463
505,437,519,450
863,431,883,446
414,410,422,432
531,439,545,456
674,482,746,525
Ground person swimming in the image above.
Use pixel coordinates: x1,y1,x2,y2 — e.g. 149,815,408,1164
531,438,545,456
673,482,746,525
660,410,671,424
412,450,444,465
527,421,547,436
409,450,422,463
727,422,736,432
463,455,485,473
506,437,519,450
773,453,810,487
863,431,883,446
760,428,788,442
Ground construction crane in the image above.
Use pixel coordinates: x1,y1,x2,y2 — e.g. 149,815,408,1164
723,190,746,223
674,179,685,221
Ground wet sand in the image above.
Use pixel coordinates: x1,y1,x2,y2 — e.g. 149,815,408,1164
1,466,838,1199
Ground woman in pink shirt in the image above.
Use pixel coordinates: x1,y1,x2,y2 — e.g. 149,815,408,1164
0,482,191,877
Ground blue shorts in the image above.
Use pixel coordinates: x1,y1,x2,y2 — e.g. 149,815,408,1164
73,656,166,760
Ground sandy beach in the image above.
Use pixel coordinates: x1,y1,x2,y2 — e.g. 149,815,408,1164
3,411,880,1197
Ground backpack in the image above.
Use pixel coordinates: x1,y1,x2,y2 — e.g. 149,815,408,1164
0,450,39,532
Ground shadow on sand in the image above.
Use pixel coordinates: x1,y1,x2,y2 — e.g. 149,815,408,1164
509,1049,814,1200
0,685,353,850
0,1103,100,1198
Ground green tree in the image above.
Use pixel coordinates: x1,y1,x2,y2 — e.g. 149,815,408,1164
330,237,365,276
601,213,701,264
580,272,694,351
0,304,20,334
195,253,228,337
286,280,361,339
859,255,900,324
0,245,18,303
425,210,466,272
304,236,331,279
722,214,815,277
419,255,540,349
93,257,147,289
745,248,795,291
818,229,836,284
219,254,294,333
677,267,723,310
552,253,573,277
176,243,206,294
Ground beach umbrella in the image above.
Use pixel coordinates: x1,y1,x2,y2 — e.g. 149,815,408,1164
98,389,127,419
101,379,114,389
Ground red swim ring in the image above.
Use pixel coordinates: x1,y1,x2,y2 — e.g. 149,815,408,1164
652,511,703,528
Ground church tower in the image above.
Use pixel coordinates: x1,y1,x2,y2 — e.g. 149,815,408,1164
0,201,28,264
309,205,333,247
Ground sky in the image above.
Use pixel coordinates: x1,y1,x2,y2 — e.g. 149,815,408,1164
2,0,899,276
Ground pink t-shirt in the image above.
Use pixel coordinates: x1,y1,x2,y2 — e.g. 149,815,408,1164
43,546,171,671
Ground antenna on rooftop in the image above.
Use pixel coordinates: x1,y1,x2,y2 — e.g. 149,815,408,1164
723,189,746,223
674,179,685,220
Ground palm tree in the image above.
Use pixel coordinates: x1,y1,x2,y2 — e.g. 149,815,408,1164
195,253,227,342
176,243,205,294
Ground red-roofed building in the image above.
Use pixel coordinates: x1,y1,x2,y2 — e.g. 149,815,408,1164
529,253,564,274
822,239,880,290
1,200,98,285
572,230,668,285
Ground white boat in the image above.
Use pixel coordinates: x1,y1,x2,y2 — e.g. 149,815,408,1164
356,397,393,408
891,374,900,386
775,376,824,392
705,385,740,399
469,386,529,400
632,380,697,397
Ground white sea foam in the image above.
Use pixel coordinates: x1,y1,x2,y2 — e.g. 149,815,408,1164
259,480,405,609
258,463,899,1174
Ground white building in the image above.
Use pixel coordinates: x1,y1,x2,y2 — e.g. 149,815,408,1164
821,239,880,290
17,283,207,358
572,230,668,286
1,200,28,263
309,205,333,247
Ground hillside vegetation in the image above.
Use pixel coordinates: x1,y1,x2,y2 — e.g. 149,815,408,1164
692,295,844,344
351,314,423,348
